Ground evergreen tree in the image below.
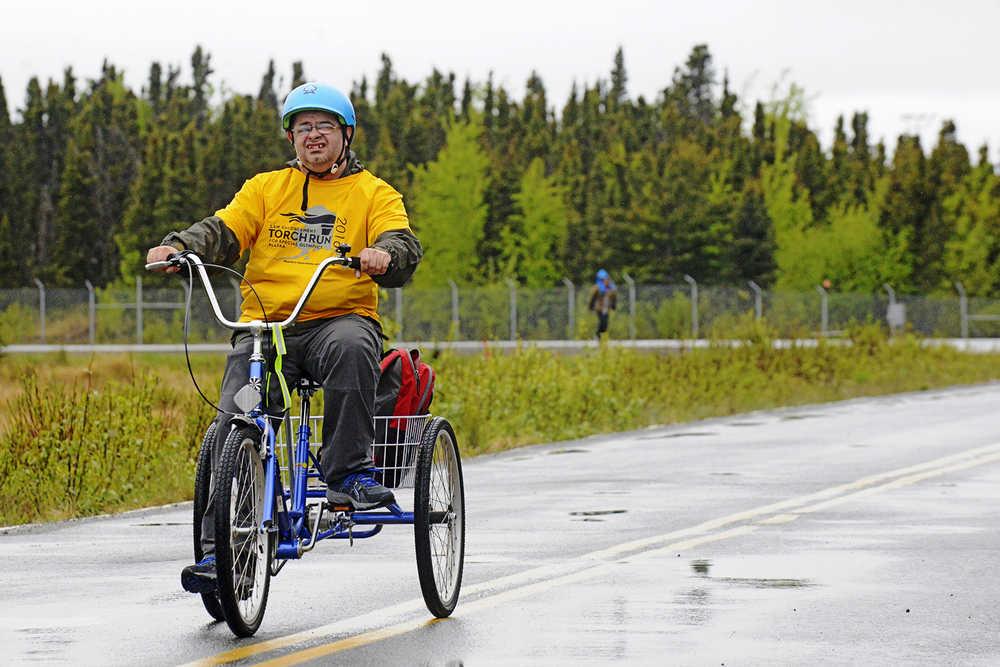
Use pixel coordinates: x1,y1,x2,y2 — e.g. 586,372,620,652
117,128,167,281
500,158,569,285
880,135,934,290
730,180,776,284
609,46,627,110
408,118,490,287
941,145,998,294
519,71,551,165
52,136,98,284
51,74,141,286
190,46,214,127
0,76,20,285
146,62,164,117
0,75,10,219
665,44,716,126
258,59,278,110
848,111,875,203
459,78,473,121
291,61,305,89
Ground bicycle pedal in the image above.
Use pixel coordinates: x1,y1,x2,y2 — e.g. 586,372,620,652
327,503,352,512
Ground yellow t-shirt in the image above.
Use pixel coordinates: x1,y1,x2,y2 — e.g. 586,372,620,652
216,167,410,323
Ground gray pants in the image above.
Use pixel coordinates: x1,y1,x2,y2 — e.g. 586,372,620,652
199,313,381,556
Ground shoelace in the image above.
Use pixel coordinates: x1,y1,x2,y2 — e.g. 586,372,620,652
345,471,381,489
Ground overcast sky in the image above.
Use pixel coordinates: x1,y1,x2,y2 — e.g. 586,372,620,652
2,0,996,161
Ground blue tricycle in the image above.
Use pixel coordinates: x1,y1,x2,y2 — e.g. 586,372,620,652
147,248,465,637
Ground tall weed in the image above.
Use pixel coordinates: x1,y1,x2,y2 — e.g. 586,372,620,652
0,367,213,525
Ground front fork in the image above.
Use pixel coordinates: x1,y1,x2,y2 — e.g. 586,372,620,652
244,326,317,559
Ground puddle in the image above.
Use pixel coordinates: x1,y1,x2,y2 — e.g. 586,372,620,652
548,448,588,455
132,522,187,527
709,472,739,476
690,559,813,588
16,626,76,655
570,509,627,517
780,414,821,421
691,559,711,575
647,432,717,439
716,577,815,589
728,421,763,427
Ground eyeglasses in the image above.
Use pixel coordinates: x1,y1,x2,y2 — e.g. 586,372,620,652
292,121,340,136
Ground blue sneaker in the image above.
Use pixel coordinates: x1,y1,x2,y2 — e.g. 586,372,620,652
326,471,396,510
181,557,216,594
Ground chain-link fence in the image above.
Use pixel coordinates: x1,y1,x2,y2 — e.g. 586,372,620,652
1,277,995,345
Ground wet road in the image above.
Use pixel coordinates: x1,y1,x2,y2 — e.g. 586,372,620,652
3,384,1000,665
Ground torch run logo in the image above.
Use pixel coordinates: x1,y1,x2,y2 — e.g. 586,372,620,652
271,206,346,260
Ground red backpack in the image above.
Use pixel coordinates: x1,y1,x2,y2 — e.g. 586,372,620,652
375,348,435,426
373,348,435,487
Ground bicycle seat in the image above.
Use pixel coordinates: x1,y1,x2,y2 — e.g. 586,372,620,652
296,377,323,394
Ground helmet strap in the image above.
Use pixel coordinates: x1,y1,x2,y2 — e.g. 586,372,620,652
298,126,353,211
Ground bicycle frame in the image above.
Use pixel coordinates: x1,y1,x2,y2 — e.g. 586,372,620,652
148,251,415,563
267,379,417,561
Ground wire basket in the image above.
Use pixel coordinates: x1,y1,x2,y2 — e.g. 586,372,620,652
275,414,429,490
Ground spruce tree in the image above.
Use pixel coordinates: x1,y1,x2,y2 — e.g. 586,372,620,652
880,135,932,289
609,46,627,110
257,59,278,110
190,46,214,127
0,76,20,285
117,128,167,281
500,158,569,286
942,153,1000,295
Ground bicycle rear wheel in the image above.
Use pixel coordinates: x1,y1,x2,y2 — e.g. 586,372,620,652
193,422,224,622
414,417,465,617
215,424,272,637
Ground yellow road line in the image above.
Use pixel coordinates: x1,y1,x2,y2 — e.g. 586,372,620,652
254,525,760,666
184,441,1000,666
797,450,1000,514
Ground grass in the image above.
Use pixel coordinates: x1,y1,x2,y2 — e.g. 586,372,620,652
3,324,1000,526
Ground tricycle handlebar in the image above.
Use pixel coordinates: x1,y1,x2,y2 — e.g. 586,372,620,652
144,250,360,331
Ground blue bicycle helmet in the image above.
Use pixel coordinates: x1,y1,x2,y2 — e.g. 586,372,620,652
281,82,356,131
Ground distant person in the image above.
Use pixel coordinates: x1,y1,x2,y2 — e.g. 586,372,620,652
587,269,617,340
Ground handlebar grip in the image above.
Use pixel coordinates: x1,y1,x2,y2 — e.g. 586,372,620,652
348,257,361,270
144,250,194,271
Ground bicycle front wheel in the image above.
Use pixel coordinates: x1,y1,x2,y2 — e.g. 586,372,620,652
193,422,224,622
215,424,272,637
414,417,465,617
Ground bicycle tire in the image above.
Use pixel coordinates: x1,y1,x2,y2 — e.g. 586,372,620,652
214,424,272,637
413,417,465,617
192,422,224,622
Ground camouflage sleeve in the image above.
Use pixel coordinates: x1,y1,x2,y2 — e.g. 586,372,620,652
369,228,423,288
161,216,243,267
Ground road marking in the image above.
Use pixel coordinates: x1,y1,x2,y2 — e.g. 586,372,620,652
252,525,760,666
796,450,1000,514
758,513,800,525
183,441,1000,666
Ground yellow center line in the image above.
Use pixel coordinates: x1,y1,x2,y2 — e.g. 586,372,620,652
183,441,1000,666
253,525,760,666
796,450,1000,514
